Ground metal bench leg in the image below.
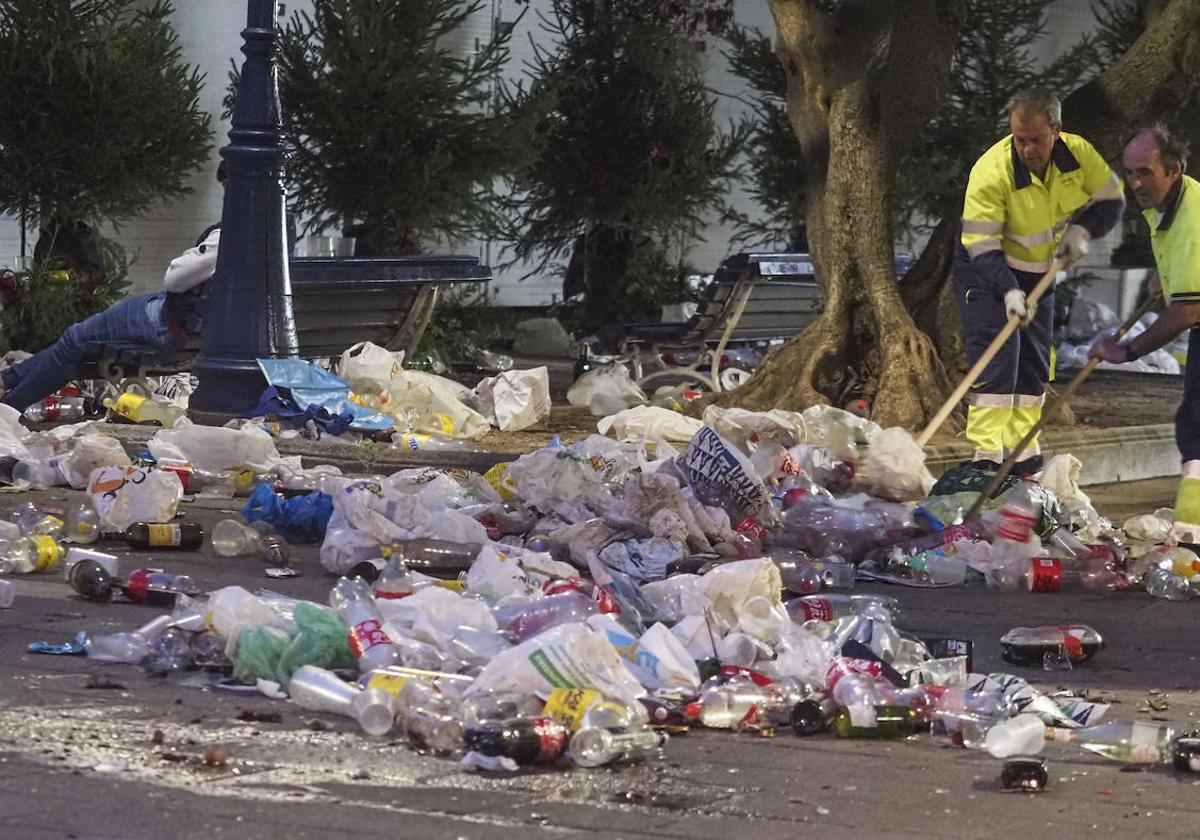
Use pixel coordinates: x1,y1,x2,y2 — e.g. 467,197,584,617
709,276,757,392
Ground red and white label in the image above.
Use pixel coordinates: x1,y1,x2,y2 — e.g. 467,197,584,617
348,619,391,658
825,657,884,692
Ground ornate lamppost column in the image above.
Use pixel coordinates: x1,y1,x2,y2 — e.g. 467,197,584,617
189,0,297,423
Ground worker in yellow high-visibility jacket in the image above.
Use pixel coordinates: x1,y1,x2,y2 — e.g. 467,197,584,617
1090,127,1200,545
954,88,1124,477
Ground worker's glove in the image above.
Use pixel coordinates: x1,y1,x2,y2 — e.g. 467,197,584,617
1087,333,1135,364
1003,289,1034,327
1054,224,1091,269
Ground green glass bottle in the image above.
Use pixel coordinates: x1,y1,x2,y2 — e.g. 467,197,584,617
835,704,916,739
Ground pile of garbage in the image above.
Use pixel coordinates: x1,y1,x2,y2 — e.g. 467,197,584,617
3,394,1198,781
1056,298,1185,375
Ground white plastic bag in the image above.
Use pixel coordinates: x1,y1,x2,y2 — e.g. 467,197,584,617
338,341,405,395
63,434,129,489
701,406,808,450
0,404,31,461
148,418,280,472
598,405,704,443
87,464,182,531
858,426,935,502
586,614,700,690
464,622,645,708
379,370,490,439
1040,454,1092,506
376,586,498,649
699,558,783,637
567,364,647,417
472,367,551,432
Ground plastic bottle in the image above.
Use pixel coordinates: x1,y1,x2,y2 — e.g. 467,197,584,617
984,713,1046,758
394,680,464,755
999,625,1104,669
104,521,205,550
492,591,599,642
1046,720,1178,764
329,576,399,672
569,726,667,767
143,627,194,675
372,557,416,600
463,716,569,765
0,535,63,575
1143,566,1195,601
22,395,95,424
834,704,915,738
104,392,185,428
392,432,484,453
122,568,201,607
683,680,802,730
211,519,264,557
932,687,1013,748
990,486,1039,590
63,502,100,544
85,614,173,663
785,593,898,623
10,503,64,538
385,539,481,578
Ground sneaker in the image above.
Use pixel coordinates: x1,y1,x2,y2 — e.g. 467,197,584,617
1012,455,1044,479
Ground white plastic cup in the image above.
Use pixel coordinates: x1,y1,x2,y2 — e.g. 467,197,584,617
0,578,14,609
289,665,394,736
985,713,1046,758
212,519,263,557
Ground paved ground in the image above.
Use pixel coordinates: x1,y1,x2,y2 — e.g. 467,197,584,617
1,477,1198,840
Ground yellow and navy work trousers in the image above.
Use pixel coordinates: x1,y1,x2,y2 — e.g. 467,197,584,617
951,256,1053,464
1175,329,1200,527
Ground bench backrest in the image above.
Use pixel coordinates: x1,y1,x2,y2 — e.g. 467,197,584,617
682,252,822,345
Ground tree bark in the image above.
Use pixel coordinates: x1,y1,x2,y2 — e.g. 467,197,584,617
718,0,965,428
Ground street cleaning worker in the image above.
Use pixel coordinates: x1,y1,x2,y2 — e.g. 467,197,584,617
954,88,1124,476
1089,127,1200,543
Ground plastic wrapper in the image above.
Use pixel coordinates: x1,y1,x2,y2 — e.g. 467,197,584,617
698,558,782,637
859,427,936,502
586,614,700,690
464,622,645,709
337,340,405,395
799,405,881,458
0,404,32,461
87,464,182,532
504,439,621,518
567,364,647,417
242,484,333,543
598,406,704,443
149,418,281,473
256,358,395,432
377,586,498,649
677,426,770,520
471,367,552,432
62,434,128,489
700,406,808,450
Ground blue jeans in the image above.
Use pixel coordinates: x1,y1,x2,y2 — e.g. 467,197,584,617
1,292,179,411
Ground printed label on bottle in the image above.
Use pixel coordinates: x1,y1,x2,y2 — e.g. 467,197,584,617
32,536,62,571
543,688,601,730
147,523,182,547
825,657,883,691
43,396,61,422
347,619,391,659
532,717,568,762
366,672,410,697
1027,557,1062,592
797,597,833,622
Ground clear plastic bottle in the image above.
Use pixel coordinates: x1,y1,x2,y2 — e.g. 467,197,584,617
395,680,464,755
63,502,100,544
104,392,185,428
1046,720,1178,764
23,395,93,424
541,688,638,732
683,680,802,730
329,576,399,672
386,538,481,578
999,624,1104,669
0,535,63,575
932,687,1013,748
785,593,898,623
492,591,599,642
211,519,264,557
1143,566,1194,601
372,557,416,600
569,726,667,767
990,487,1039,590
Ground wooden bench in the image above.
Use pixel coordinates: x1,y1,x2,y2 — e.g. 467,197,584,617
80,255,491,389
600,252,823,392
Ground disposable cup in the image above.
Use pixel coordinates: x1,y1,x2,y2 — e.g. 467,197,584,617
352,686,396,736
985,713,1046,758
288,665,357,715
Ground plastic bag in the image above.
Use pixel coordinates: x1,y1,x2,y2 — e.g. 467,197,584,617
242,484,333,543
337,341,404,396
377,586,498,649
87,464,182,531
567,364,647,417
699,558,783,637
676,426,770,519
464,622,645,708
379,370,490,439
586,613,700,690
471,367,551,432
0,404,32,460
148,417,281,473
206,586,300,656
858,427,935,502
701,406,808,450
63,434,129,489
257,358,394,432
234,601,357,685
598,405,704,443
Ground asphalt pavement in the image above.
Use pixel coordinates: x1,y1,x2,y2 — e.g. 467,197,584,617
1,478,1198,840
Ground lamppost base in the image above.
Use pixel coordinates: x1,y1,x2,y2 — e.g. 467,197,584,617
187,355,269,425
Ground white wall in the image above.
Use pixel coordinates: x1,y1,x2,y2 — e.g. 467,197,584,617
0,0,1109,305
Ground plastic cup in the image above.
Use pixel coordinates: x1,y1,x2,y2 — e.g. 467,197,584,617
0,578,13,609
985,713,1046,758
212,519,263,557
289,665,358,715
919,655,968,687
352,687,396,736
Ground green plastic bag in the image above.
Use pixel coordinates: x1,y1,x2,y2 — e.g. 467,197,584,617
232,602,356,685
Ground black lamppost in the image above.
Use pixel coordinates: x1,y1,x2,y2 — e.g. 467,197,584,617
188,0,297,423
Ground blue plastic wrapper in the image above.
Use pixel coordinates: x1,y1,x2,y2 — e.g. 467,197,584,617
256,358,394,433
242,483,333,543
28,630,88,655
250,386,355,437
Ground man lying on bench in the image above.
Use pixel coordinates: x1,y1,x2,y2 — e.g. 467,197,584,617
0,170,223,412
